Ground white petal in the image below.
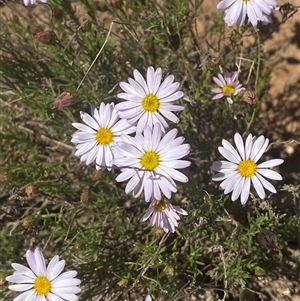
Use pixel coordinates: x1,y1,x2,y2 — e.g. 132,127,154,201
212,170,238,181
251,174,266,199
257,169,282,180
250,136,268,162
10,263,36,279
134,69,149,94
211,161,237,171
47,258,65,281
218,146,240,164
231,176,244,201
234,133,245,160
8,283,34,292
219,173,240,194
240,177,251,204
6,274,34,284
12,290,36,301
257,159,284,168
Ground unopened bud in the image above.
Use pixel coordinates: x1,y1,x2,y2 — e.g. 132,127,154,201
242,90,257,105
34,30,56,45
52,91,75,109
0,274,6,286
257,230,277,251
26,185,38,198
155,227,165,237
164,266,174,277
80,189,89,203
0,172,8,182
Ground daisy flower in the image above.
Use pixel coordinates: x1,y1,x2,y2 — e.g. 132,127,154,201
211,72,244,104
71,103,136,170
217,0,277,27
112,123,191,202
211,133,284,204
115,66,184,133
141,199,188,233
6,248,81,301
23,0,47,6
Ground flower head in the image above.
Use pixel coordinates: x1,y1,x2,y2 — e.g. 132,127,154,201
71,103,136,170
211,72,244,104
116,66,184,133
6,248,81,301
217,0,277,27
211,133,284,204
23,0,47,6
142,199,188,233
112,123,191,202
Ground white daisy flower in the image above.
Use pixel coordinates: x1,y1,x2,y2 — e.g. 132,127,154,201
142,199,188,233
23,0,47,6
112,123,191,202
71,102,136,170
211,72,245,104
217,0,277,27
115,66,184,134
211,133,284,205
6,248,81,301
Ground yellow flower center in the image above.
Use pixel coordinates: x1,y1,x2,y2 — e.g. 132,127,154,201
140,151,160,170
142,94,160,112
237,159,257,177
222,85,235,96
96,128,113,145
34,276,51,295
154,200,167,212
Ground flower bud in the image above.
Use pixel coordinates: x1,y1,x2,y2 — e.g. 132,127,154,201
26,185,38,198
0,172,8,182
52,91,75,109
257,230,277,251
80,189,89,203
34,30,56,45
242,90,257,105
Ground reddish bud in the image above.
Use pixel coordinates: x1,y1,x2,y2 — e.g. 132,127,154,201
26,185,38,199
34,31,56,45
243,90,257,105
52,91,75,109
257,230,277,251
0,172,8,182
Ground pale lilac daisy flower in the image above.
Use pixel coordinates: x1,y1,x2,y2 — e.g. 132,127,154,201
6,248,81,301
23,0,47,6
211,72,245,104
211,133,284,204
112,123,191,202
142,199,188,233
116,66,184,133
71,103,136,170
217,0,278,27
